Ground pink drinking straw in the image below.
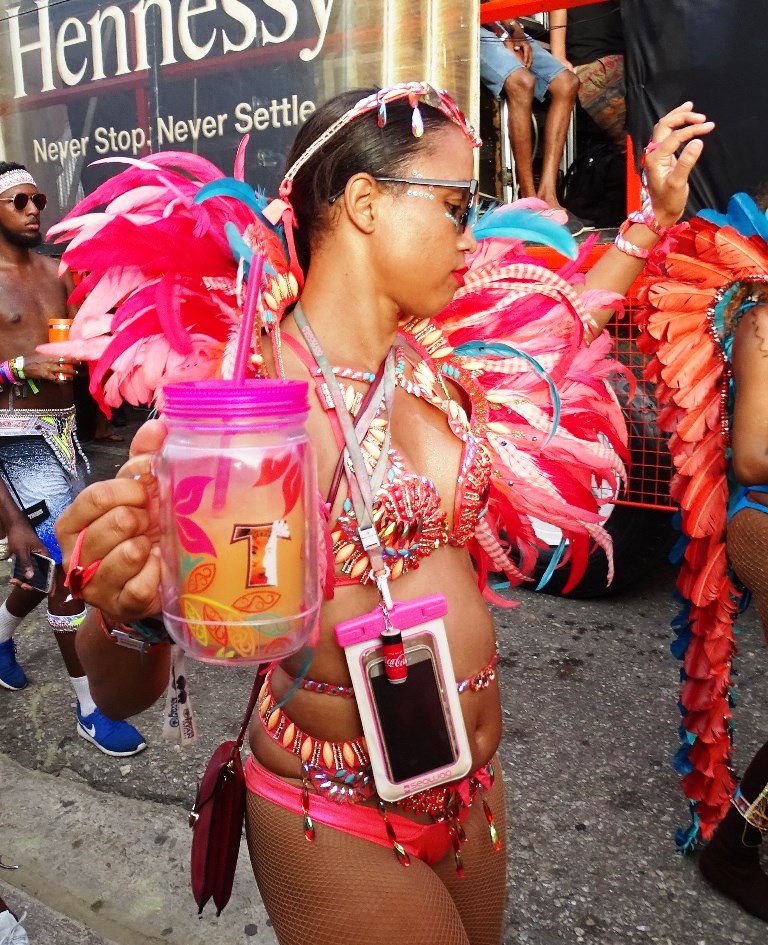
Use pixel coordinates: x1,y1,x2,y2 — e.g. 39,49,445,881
213,250,266,510
233,251,266,384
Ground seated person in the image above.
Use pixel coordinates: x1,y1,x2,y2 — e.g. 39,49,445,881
550,2,626,152
479,4,583,233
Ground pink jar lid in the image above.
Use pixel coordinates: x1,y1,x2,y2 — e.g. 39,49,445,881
162,379,308,421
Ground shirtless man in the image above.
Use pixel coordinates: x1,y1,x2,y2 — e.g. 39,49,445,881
0,162,145,757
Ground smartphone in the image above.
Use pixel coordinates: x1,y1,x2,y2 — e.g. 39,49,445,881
367,645,457,783
11,552,56,594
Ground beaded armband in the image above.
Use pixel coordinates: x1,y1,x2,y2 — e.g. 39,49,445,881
97,609,171,653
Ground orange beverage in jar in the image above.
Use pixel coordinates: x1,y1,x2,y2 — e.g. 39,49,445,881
48,317,73,381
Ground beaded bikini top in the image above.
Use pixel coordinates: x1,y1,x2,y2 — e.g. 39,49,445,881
276,333,492,586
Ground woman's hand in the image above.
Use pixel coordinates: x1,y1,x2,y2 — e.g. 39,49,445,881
643,102,715,229
55,419,168,621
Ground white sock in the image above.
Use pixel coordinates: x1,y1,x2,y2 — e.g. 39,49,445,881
70,675,97,717
0,601,23,644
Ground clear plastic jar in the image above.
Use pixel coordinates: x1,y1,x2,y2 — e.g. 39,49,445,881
155,379,319,665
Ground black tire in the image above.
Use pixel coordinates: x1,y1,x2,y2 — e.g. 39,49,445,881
533,504,674,598
532,371,675,598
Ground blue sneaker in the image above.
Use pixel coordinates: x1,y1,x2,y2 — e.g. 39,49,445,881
0,639,27,691
76,703,147,757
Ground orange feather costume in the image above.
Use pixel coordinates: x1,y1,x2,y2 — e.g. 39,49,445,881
635,193,768,848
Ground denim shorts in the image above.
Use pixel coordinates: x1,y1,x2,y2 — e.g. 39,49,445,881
480,30,567,101
0,436,86,564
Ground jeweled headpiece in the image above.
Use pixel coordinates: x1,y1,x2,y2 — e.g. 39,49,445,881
0,169,35,195
278,82,480,199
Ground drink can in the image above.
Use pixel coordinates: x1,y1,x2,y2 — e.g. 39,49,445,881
48,317,73,381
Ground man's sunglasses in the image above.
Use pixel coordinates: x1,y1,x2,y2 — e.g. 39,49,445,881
0,193,48,212
329,177,479,233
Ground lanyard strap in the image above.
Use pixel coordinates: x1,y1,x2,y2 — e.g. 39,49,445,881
293,304,396,607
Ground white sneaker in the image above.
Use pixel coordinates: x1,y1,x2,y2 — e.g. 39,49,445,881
0,909,29,945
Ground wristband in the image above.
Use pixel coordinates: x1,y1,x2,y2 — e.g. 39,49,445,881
64,526,102,599
614,218,650,259
629,176,669,238
0,362,14,386
12,357,26,381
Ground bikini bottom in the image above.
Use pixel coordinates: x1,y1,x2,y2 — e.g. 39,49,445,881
244,755,499,870
729,484,768,520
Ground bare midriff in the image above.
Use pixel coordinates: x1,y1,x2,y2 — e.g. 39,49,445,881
249,542,502,797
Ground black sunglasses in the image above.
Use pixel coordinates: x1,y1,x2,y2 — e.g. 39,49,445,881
329,177,479,233
0,193,47,212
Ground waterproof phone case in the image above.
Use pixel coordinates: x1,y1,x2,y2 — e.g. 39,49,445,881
335,595,472,802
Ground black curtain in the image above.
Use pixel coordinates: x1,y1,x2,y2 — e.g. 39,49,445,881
622,0,768,215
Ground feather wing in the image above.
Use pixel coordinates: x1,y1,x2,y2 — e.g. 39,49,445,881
404,221,629,596
47,148,295,411
634,207,757,848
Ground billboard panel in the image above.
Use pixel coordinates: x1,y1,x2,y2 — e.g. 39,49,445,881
0,0,478,228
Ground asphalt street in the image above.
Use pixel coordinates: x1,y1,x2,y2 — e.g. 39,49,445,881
0,411,767,944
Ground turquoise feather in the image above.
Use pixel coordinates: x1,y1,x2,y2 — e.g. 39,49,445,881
699,192,768,244
472,205,578,259
454,340,561,444
195,177,262,212
196,178,290,264
536,538,567,590
224,221,253,270
726,192,768,243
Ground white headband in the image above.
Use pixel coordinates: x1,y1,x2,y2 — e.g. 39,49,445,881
0,169,36,195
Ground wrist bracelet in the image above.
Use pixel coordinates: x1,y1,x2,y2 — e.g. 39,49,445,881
11,357,26,381
614,219,650,259
97,609,171,653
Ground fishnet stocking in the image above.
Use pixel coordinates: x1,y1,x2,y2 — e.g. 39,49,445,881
245,767,507,945
727,507,768,644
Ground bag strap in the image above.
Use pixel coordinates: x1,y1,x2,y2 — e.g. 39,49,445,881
235,666,268,751
0,457,26,511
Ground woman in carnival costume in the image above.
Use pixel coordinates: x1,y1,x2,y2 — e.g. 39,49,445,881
48,86,709,944
635,190,768,921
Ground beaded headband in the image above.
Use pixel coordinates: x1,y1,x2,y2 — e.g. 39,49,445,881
0,169,35,195
279,82,480,199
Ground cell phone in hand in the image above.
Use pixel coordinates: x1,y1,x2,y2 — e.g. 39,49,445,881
11,551,55,594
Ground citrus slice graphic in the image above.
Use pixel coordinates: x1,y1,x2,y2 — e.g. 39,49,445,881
203,604,229,647
232,589,281,614
180,598,209,647
185,562,216,594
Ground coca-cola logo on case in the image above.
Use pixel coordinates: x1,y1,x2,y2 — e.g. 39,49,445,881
384,651,406,669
